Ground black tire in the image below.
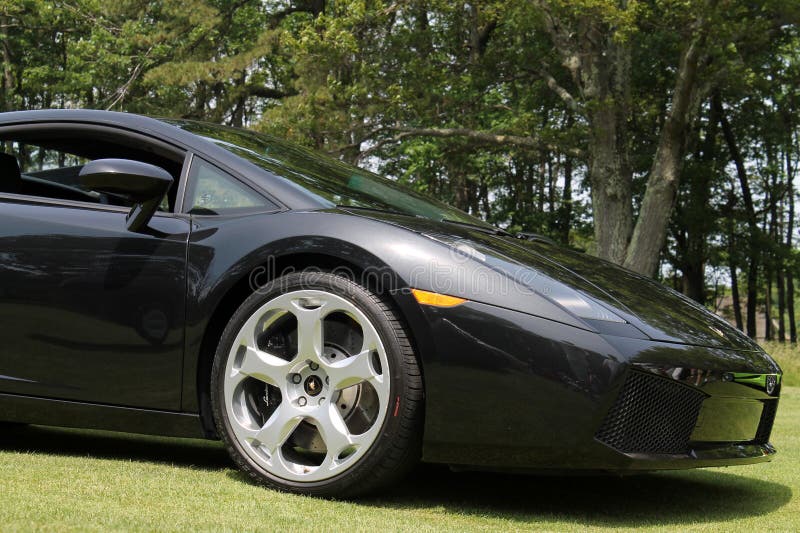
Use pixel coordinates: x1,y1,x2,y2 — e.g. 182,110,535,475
210,271,423,497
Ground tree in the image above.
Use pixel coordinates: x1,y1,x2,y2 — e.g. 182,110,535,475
2,0,800,338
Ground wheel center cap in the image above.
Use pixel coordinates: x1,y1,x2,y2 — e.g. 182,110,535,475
304,375,323,397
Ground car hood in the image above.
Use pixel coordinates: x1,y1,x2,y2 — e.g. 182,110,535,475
346,209,761,352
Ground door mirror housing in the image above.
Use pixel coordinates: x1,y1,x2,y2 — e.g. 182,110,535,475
79,159,174,232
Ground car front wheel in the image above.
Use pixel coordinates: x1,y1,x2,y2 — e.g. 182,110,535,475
211,271,422,497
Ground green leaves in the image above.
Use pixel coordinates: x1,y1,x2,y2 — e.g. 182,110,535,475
1,0,798,280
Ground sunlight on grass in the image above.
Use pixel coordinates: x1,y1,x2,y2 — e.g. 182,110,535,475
760,341,800,387
0,389,797,532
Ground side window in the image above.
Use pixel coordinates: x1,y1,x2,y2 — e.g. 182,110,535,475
184,157,277,214
0,134,184,211
14,143,89,173
0,142,98,204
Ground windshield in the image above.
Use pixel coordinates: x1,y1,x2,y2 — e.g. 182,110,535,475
168,120,489,226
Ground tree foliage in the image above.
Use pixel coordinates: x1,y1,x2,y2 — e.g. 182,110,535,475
2,0,800,338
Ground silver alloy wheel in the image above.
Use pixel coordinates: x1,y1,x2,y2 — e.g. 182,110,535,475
223,289,390,482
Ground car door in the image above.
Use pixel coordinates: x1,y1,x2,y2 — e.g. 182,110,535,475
0,124,190,410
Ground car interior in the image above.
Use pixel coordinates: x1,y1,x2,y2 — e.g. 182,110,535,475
0,128,185,211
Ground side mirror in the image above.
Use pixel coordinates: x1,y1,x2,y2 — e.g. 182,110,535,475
79,159,174,233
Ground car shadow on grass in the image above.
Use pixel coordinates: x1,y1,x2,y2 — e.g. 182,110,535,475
0,424,230,470
360,463,792,527
2,424,791,527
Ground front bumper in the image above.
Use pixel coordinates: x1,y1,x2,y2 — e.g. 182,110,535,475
593,366,778,470
416,300,781,471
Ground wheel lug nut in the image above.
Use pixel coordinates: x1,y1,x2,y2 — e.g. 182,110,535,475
291,373,301,384
309,362,319,371
297,396,307,406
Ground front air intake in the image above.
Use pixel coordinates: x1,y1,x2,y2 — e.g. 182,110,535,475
753,400,778,445
596,370,707,455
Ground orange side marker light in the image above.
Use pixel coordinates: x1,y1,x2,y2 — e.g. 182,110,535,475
410,288,467,308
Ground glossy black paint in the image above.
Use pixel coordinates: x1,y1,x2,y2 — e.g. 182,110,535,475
0,110,781,474
0,393,204,438
79,158,174,232
0,199,188,409
418,301,776,470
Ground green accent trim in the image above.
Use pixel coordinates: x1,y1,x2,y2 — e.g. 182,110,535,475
731,373,781,390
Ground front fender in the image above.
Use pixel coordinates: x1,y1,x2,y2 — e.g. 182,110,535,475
180,209,588,415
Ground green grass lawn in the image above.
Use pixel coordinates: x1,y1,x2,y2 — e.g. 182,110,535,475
0,385,797,532
761,340,800,386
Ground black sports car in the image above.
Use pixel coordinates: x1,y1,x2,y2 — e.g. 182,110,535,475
0,110,781,497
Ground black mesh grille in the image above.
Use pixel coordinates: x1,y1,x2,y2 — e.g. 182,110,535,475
753,400,778,444
596,370,706,454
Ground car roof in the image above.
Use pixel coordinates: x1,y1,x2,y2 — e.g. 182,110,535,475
0,109,327,210
0,109,187,139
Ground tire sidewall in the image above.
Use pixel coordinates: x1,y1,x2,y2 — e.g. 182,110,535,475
210,271,411,495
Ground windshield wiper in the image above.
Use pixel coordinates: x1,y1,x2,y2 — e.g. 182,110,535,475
336,205,411,218
515,231,557,245
440,218,512,236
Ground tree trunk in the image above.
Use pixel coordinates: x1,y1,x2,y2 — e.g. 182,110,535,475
765,142,779,341
683,263,706,303
678,100,717,303
730,263,744,331
451,166,470,212
765,266,773,341
745,261,759,339
536,2,716,275
547,155,556,232
559,153,573,245
230,71,247,128
725,185,744,331
1,15,14,112
777,268,786,342
716,92,759,338
776,143,788,342
580,21,634,264
588,104,633,263
787,146,797,343
623,36,704,276
479,175,490,219
523,162,532,219
537,158,546,216
789,270,797,343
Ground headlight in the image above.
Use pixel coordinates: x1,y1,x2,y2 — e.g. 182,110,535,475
537,279,625,323
424,233,626,323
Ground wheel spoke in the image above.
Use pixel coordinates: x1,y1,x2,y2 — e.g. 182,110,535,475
311,404,359,460
235,346,293,387
360,327,381,352
227,408,263,445
254,404,304,455
223,288,395,483
327,348,379,390
228,417,260,445
292,302,327,359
